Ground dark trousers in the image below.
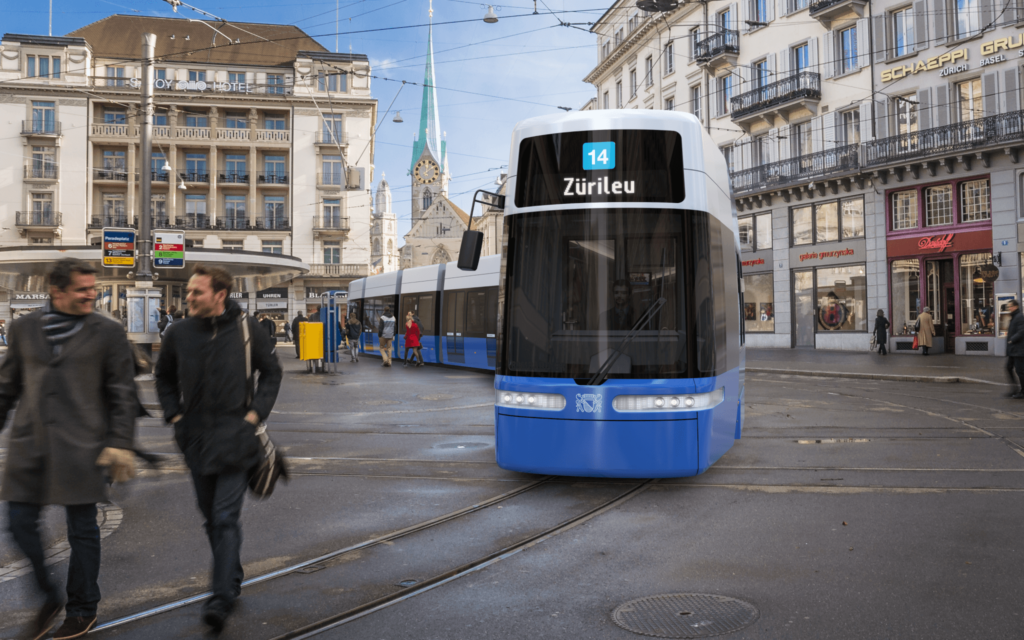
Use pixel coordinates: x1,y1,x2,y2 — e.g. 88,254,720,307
7,502,100,617
1012,357,1024,391
877,338,888,355
190,469,247,606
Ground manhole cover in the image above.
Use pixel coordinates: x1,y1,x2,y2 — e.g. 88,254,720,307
612,594,759,639
364,400,401,406
435,442,489,450
418,394,455,401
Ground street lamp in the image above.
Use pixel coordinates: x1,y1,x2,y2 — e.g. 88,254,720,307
393,111,404,123
484,6,498,23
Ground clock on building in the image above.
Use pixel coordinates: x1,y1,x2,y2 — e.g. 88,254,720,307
414,159,440,184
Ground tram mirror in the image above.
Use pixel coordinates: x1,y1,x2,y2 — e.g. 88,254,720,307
457,230,483,271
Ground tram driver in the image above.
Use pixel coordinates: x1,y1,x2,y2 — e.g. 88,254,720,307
604,278,635,331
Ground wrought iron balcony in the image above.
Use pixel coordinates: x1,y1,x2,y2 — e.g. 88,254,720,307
694,29,739,66
730,144,860,195
182,216,210,229
863,111,1024,167
808,0,867,28
314,215,350,231
94,168,129,181
219,172,249,184
180,172,210,183
89,215,131,228
258,173,289,185
24,165,58,180
151,171,170,182
22,120,61,136
256,217,290,231
219,217,250,230
16,211,62,227
730,71,821,125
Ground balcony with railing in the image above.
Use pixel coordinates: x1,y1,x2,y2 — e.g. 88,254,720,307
694,29,739,69
24,165,59,180
730,71,821,129
219,216,250,230
313,215,351,235
22,120,61,136
91,121,131,137
217,128,251,141
16,211,62,228
315,131,349,146
176,126,211,140
258,172,289,185
257,216,290,231
94,168,130,182
180,172,210,183
862,111,1024,167
730,144,860,195
219,172,250,184
255,129,291,144
150,171,170,182
88,215,131,229
809,0,867,28
306,263,368,278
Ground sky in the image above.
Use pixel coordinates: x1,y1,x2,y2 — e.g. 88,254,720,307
4,0,608,245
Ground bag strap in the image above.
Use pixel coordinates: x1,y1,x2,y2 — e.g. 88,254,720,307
240,313,253,405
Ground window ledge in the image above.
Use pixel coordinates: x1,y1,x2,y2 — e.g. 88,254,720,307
832,66,863,80
886,50,919,63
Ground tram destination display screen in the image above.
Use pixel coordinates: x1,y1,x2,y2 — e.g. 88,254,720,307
514,129,684,208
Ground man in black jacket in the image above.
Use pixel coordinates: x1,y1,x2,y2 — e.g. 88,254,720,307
291,311,305,358
155,264,282,632
1006,300,1024,398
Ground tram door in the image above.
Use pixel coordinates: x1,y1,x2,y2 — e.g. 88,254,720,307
925,258,955,352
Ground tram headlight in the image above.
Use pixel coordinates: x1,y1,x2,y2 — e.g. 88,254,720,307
496,390,566,410
612,388,725,412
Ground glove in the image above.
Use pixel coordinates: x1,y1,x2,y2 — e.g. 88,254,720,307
96,447,137,483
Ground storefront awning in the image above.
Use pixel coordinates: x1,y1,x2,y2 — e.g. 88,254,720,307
0,246,308,292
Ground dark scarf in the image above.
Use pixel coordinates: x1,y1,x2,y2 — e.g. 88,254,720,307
41,303,87,355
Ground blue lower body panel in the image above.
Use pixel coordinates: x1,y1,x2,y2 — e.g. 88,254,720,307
442,336,495,369
396,335,440,364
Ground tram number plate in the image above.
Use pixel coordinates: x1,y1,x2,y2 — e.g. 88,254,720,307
583,142,615,170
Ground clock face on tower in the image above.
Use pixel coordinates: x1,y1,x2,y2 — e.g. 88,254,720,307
414,159,440,184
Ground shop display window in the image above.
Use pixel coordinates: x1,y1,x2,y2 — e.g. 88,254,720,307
815,265,867,331
959,252,994,335
738,213,772,252
739,218,753,251
742,273,774,333
890,259,920,335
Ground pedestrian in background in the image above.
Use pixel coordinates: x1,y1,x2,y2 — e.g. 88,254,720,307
403,311,424,367
283,318,292,343
1005,300,1024,398
0,319,8,345
378,306,396,367
155,264,282,633
917,306,934,356
291,311,305,358
874,310,890,356
259,313,277,346
346,312,361,362
1,258,138,640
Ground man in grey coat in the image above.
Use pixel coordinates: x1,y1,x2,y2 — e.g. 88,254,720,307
0,258,138,640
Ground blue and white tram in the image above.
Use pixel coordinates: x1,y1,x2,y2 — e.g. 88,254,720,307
491,110,745,478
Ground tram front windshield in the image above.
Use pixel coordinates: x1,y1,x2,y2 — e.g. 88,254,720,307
501,209,686,380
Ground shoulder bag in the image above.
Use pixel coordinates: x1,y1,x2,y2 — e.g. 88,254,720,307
240,315,289,498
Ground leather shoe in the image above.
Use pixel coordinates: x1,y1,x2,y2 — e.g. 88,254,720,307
53,616,97,640
202,598,233,633
29,599,63,640
1012,393,1024,399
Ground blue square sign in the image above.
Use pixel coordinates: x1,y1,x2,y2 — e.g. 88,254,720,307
583,141,615,170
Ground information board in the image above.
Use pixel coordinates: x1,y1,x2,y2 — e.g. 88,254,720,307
102,228,136,268
153,230,185,269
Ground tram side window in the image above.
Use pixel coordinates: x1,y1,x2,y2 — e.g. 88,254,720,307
400,294,437,335
466,290,488,334
691,212,725,374
363,297,386,333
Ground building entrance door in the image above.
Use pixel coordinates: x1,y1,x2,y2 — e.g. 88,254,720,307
793,269,815,347
925,258,954,352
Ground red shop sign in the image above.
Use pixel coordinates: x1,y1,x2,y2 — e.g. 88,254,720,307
886,229,991,257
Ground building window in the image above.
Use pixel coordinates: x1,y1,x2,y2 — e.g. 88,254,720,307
665,97,675,111
839,25,858,74
423,190,433,209
224,113,247,129
265,115,286,130
690,26,701,59
925,185,953,226
891,190,918,230
603,91,610,109
188,70,206,82
102,150,126,178
645,56,654,86
751,0,767,23
628,13,639,32
224,154,246,181
323,199,341,228
26,55,35,78
39,57,49,80
322,155,342,185
602,41,610,60
753,59,769,88
222,239,243,250
31,146,55,178
664,41,675,75
792,197,864,246
690,85,702,121
791,0,809,10
185,153,207,179
792,43,809,72
318,72,346,92
629,69,637,98
957,78,983,121
155,68,167,80
323,114,343,143
956,0,981,39
890,259,920,335
104,110,126,124
265,156,286,180
792,121,812,157
185,114,208,127
840,109,860,145
102,193,125,226
152,194,167,224
106,66,125,87
816,265,867,331
267,74,285,94
154,113,167,126
743,273,775,333
960,253,995,334
892,7,914,57
721,145,733,173
31,101,55,133
718,75,733,115
739,217,754,251
224,195,247,229
264,196,285,229
615,27,624,46
616,81,623,108
324,241,341,264
228,71,244,86
28,56,60,79
185,194,207,228
262,240,283,254
960,179,991,223
32,192,54,214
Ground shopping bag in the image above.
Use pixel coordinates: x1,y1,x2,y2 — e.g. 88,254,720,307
912,335,919,350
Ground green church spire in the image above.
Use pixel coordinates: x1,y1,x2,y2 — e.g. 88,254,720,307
411,0,445,172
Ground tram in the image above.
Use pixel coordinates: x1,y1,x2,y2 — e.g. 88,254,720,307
348,110,744,478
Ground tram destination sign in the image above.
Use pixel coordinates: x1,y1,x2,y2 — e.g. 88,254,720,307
153,230,185,269
102,228,136,268
514,129,684,207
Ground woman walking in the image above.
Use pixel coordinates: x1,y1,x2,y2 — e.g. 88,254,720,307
874,310,890,355
346,313,361,363
917,306,934,355
403,311,424,367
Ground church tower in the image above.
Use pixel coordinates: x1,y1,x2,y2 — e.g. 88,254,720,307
372,175,399,273
410,0,450,222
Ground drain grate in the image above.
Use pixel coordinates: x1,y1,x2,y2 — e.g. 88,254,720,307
612,593,759,639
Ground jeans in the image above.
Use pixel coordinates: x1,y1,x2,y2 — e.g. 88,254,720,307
8,502,101,617
190,469,247,606
380,337,393,365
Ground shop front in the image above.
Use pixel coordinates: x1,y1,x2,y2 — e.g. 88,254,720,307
886,178,996,355
788,240,868,350
741,254,776,342
256,288,289,336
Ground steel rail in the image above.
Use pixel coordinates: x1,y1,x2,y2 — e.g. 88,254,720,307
89,476,552,633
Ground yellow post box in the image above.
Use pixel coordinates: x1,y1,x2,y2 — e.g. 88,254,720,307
299,322,324,361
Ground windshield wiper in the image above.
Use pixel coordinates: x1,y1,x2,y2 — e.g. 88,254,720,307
587,297,667,387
